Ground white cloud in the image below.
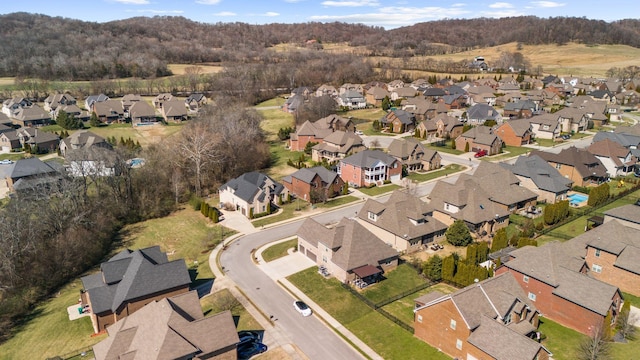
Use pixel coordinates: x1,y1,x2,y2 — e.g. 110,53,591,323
310,6,471,28
321,0,380,7
530,1,565,7
479,9,524,18
284,0,304,3
125,9,184,14
195,0,222,4
489,2,514,8
113,0,149,4
213,11,236,16
264,12,280,16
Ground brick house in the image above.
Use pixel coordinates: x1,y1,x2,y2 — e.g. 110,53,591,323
289,115,354,151
92,100,124,124
93,291,239,360
365,86,390,107
282,166,344,203
296,217,399,285
129,101,159,126
380,109,416,134
338,150,402,188
531,147,608,187
455,126,503,155
496,242,623,335
433,113,464,139
356,190,447,254
495,118,533,147
414,272,551,360
80,246,191,333
311,130,365,163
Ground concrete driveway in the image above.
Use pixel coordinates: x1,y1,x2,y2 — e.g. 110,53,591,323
218,208,257,234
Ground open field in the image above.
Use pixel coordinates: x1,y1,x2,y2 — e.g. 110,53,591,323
167,63,224,75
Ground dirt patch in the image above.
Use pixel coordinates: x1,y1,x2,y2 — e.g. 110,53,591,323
404,241,466,263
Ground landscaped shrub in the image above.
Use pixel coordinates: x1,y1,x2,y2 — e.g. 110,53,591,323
572,185,591,194
190,196,203,211
464,142,470,152
445,220,473,247
490,228,508,252
588,183,610,206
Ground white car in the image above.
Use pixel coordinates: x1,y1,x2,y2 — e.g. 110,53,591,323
293,300,312,316
355,130,364,135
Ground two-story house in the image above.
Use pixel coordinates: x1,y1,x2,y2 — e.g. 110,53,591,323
338,150,402,188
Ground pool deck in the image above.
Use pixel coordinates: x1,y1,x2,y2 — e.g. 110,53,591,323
567,190,589,207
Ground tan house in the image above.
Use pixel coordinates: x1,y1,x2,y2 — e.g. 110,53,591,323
161,100,188,122
414,272,550,360
455,126,503,155
129,101,159,126
153,93,174,110
356,190,447,254
433,114,464,139
289,115,354,151
387,138,440,172
531,147,608,187
365,86,390,107
380,109,416,134
500,155,573,204
93,291,239,360
80,246,191,333
311,130,365,163
297,217,399,285
219,172,288,218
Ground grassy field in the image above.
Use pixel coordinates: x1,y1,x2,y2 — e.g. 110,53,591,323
167,63,223,75
266,142,303,180
484,145,531,161
622,292,640,308
534,138,558,147
287,267,449,360
257,106,294,142
358,184,401,196
406,164,466,183
382,283,457,326
261,239,298,262
251,200,311,228
424,140,464,155
360,264,428,304
200,288,262,331
315,195,360,209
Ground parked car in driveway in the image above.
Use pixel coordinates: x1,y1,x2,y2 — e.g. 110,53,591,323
293,300,312,316
238,330,261,345
238,341,267,359
474,149,488,158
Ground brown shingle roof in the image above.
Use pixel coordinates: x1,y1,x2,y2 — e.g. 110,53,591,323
531,146,607,179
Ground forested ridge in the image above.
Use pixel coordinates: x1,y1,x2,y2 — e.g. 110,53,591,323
1,12,639,80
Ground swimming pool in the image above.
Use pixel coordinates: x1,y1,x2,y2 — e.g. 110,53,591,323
568,193,588,205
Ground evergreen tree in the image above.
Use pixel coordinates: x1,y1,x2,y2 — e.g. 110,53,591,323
446,220,473,247
466,244,478,265
381,96,391,111
491,228,508,252
442,255,456,282
464,142,470,152
414,128,420,138
422,255,443,281
210,208,219,223
89,112,101,127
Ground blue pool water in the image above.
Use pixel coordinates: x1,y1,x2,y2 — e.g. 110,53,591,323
129,158,145,167
568,193,588,204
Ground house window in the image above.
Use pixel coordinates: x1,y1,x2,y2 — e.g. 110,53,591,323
595,249,601,257
523,275,529,283
592,264,602,273
528,292,537,301
368,212,377,221
445,203,450,210
450,319,456,330
555,163,561,169
456,339,463,350
417,314,423,323
504,313,512,325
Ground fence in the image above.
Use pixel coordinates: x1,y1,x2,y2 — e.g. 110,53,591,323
340,281,437,334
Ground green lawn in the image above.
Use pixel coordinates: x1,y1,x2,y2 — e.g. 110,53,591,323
261,239,298,262
251,200,310,228
255,97,286,108
484,145,531,161
200,288,262,331
622,292,640,308
571,132,592,139
381,283,458,326
315,195,360,209
425,141,464,155
0,153,26,161
287,267,449,360
534,138,557,147
538,318,585,360
358,184,401,196
266,141,305,180
258,107,294,142
361,264,429,304
407,164,466,183
343,108,386,122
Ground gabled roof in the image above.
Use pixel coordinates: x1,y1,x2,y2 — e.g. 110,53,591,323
7,157,58,180
604,204,640,226
85,94,110,108
358,190,447,240
297,217,398,272
459,126,501,146
62,130,107,149
467,104,500,121
93,100,124,117
576,220,640,274
501,155,573,193
162,100,188,117
219,171,284,203
282,166,340,187
93,291,239,360
387,138,425,159
320,130,363,148
382,109,415,125
293,120,333,139
593,131,640,148
366,86,390,100
129,101,156,118
13,105,51,121
186,93,206,102
81,246,191,314
340,149,397,169
498,118,532,137
468,162,538,206
531,147,607,179
504,100,536,112
588,139,633,167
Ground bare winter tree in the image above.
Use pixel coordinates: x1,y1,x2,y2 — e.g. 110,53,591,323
577,324,612,360
177,119,220,197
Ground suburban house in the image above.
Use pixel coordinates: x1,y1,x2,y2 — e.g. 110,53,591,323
92,100,125,124
0,157,61,195
316,84,338,98
289,115,355,151
282,94,303,113
0,112,12,126
219,172,288,218
0,131,20,152
403,97,439,121
185,93,207,113
161,100,188,122
153,93,174,110
2,97,32,117
604,203,640,230
414,272,551,360
44,93,76,113
466,104,501,125
455,126,503,155
426,176,511,238
93,291,239,360
469,162,539,213
15,128,60,153
569,220,640,296
587,138,637,177
416,119,438,139
531,147,608,187
593,131,640,151
391,86,418,101
120,94,142,114
495,118,533,146
59,130,111,157
11,105,51,127
80,246,191,333
338,90,367,110
55,104,90,123
555,107,588,134
311,130,365,163
356,190,448,253
503,100,537,119
282,166,345,203
496,242,623,335
338,150,402,188
84,94,110,110
291,86,314,99
296,217,399,285
380,109,416,134
387,138,441,172
500,155,573,204
365,86,390,107
526,113,561,140
433,114,464,139
129,101,159,126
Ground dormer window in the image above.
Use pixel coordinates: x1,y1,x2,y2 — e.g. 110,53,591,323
368,212,377,221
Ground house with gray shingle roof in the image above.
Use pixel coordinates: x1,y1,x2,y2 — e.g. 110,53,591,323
296,217,399,284
44,93,77,113
387,138,441,172
289,115,354,151
337,90,366,110
455,126,503,155
161,100,188,122
357,190,447,253
0,157,62,197
380,109,416,134
311,130,365,163
365,86,390,107
282,166,344,203
414,272,550,360
129,101,159,126
496,241,623,335
604,204,640,230
531,147,608,187
11,105,51,127
555,107,588,134
526,113,561,140
93,291,239,360
92,100,124,124
338,149,402,187
84,94,110,111
219,172,288,218
80,246,191,333
495,118,533,146
500,155,573,204
466,103,502,125
588,138,637,177
185,93,207,113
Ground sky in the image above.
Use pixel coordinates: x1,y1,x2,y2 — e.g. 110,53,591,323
2,0,637,29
